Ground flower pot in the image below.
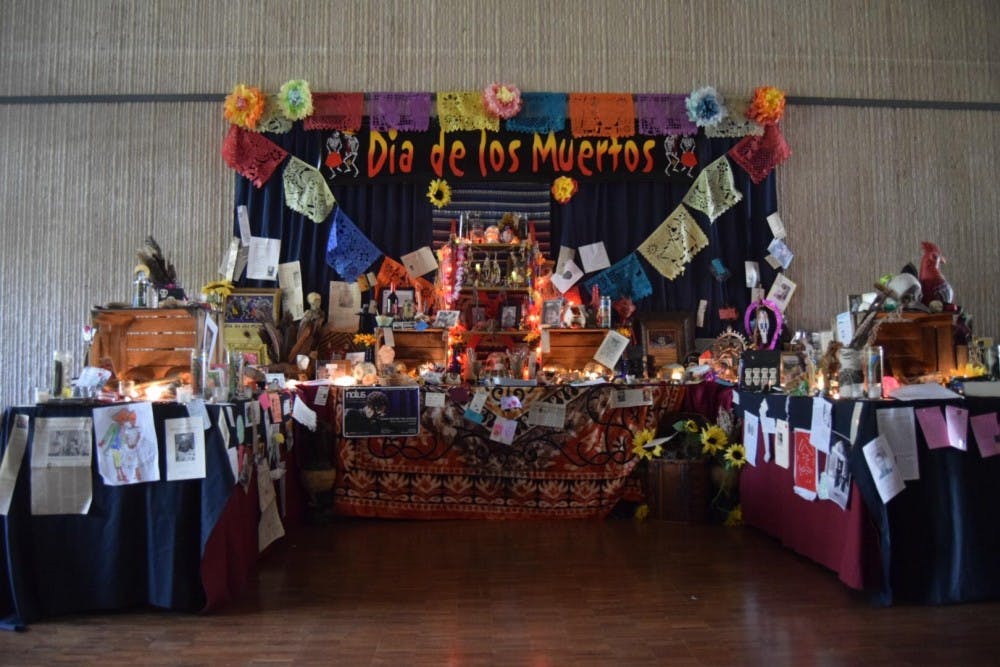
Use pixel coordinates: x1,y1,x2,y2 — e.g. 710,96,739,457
646,458,710,523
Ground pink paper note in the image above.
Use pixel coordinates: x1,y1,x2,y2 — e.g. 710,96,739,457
915,406,950,449
970,413,1000,458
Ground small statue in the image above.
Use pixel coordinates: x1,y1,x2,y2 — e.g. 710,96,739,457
919,241,954,307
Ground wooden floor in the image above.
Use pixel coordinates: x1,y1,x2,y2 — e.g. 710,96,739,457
3,518,1000,666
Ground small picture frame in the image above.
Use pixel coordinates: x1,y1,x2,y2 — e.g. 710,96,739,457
225,288,282,324
500,303,520,330
431,310,461,329
467,305,487,329
642,311,693,366
541,298,564,327
766,273,797,312
381,288,415,317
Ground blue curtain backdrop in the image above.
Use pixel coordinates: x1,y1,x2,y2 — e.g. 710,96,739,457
234,126,778,338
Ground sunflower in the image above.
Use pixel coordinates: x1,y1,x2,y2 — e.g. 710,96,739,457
632,428,655,460
684,419,699,434
700,425,728,456
634,504,650,521
724,443,747,469
427,178,452,209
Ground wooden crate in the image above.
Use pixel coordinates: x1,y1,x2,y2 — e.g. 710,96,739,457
872,312,955,378
390,329,448,368
90,307,216,382
544,328,609,369
645,458,710,523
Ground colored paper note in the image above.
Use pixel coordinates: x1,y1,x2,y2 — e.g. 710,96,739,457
915,406,950,449
792,429,817,500
970,413,1000,458
945,405,968,451
863,435,905,504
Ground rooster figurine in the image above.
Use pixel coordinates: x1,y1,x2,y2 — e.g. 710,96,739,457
918,241,954,308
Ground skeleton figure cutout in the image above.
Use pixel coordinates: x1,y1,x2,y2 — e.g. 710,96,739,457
664,135,698,177
324,131,360,179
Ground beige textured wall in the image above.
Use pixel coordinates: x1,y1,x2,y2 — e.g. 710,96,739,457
0,0,997,406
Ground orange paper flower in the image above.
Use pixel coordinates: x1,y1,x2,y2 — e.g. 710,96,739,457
223,83,267,130
747,86,786,125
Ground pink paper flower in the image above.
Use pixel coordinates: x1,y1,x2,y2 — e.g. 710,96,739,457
483,82,523,119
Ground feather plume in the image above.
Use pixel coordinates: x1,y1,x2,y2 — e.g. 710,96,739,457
136,235,178,286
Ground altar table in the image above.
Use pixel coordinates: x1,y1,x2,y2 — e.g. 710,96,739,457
295,382,685,520
0,400,294,629
737,391,1000,605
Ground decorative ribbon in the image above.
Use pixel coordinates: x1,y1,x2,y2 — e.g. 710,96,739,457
728,123,791,185
705,97,764,139
682,156,743,223
505,92,567,134
325,207,383,282
220,125,289,188
436,91,499,133
637,205,710,280
634,94,697,136
283,156,336,223
304,92,364,131
582,252,652,302
368,92,432,132
568,93,635,138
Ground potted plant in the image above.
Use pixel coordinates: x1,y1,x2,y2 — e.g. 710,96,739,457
632,409,745,524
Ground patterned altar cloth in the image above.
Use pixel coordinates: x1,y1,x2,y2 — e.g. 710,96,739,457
298,382,685,520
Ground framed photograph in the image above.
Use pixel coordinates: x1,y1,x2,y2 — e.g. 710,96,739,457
500,303,520,330
642,311,693,366
541,298,564,327
766,274,797,312
225,288,282,324
431,310,460,329
381,288,415,317
466,305,488,329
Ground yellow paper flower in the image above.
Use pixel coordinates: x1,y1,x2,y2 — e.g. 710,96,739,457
522,330,540,344
551,176,578,204
747,86,786,125
700,425,729,456
684,419,699,434
223,83,267,130
724,443,747,468
273,433,285,445
634,504,650,521
427,178,452,209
